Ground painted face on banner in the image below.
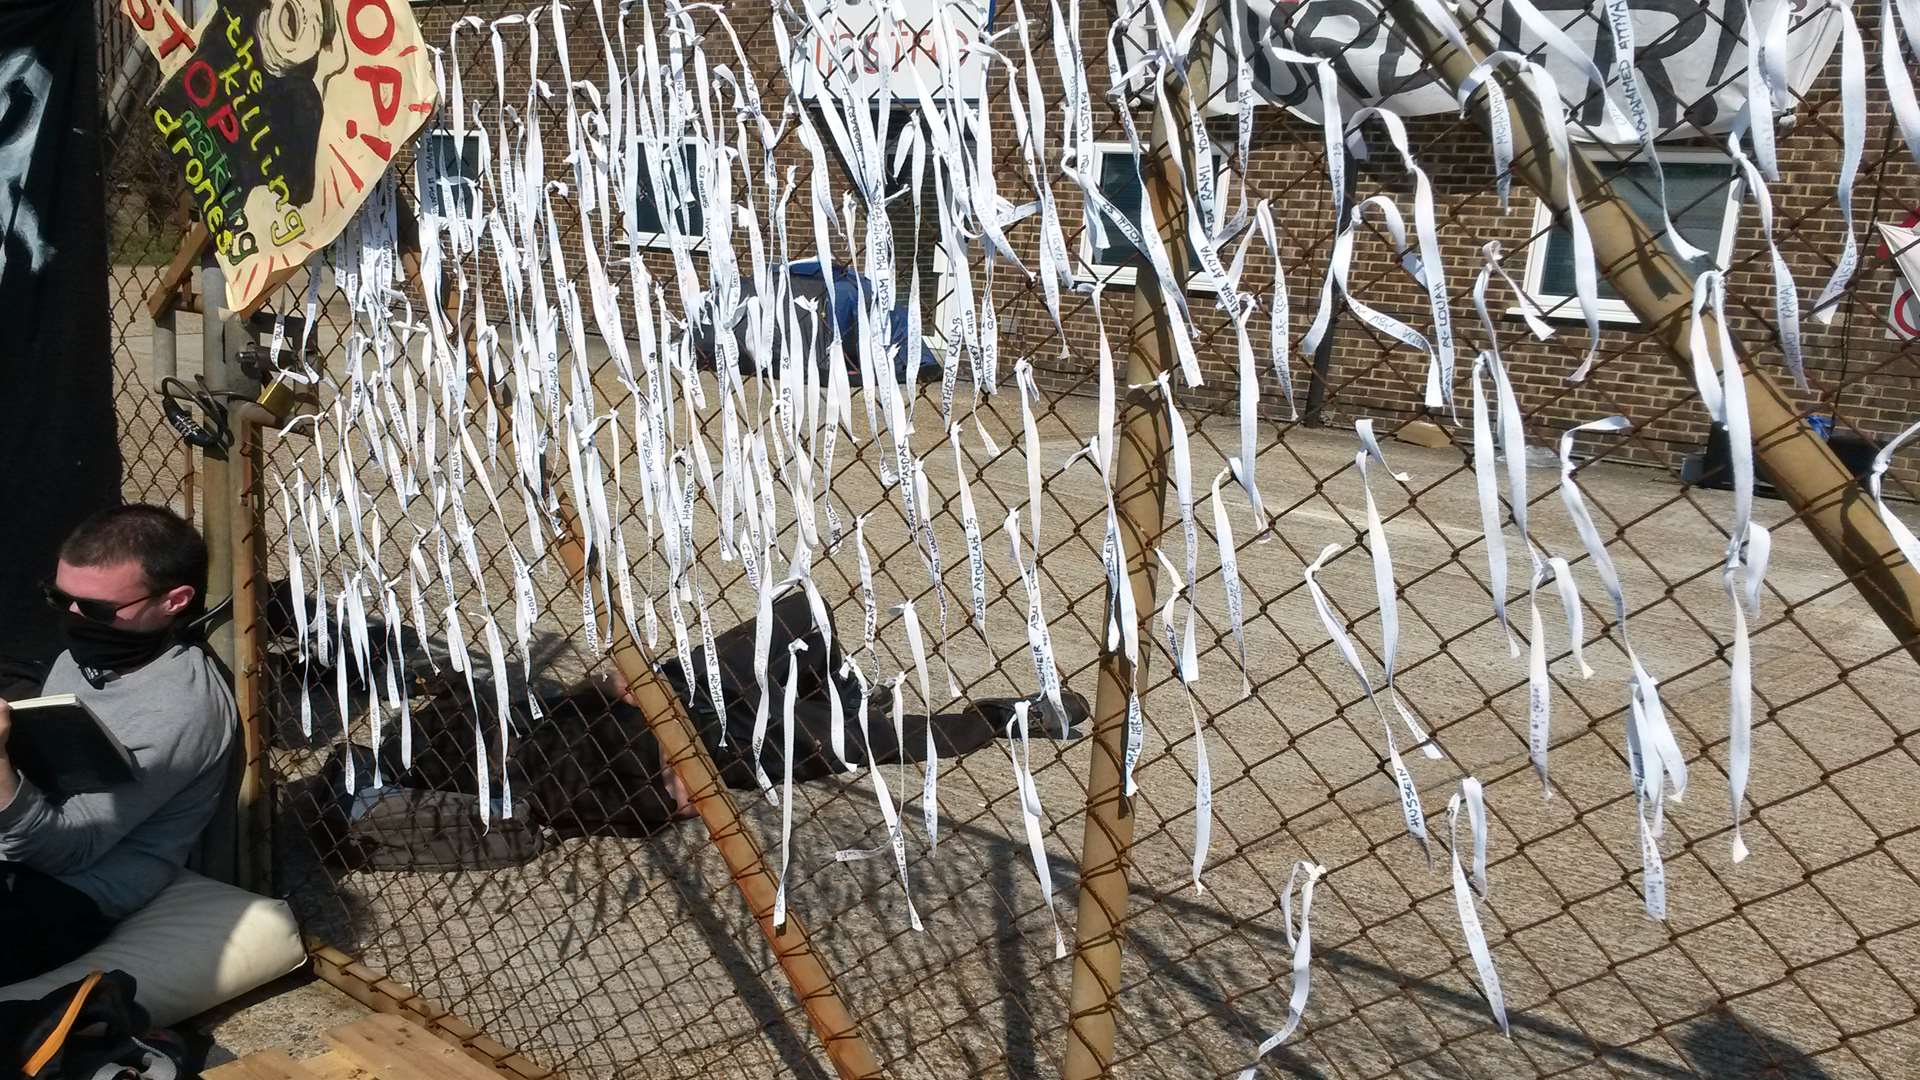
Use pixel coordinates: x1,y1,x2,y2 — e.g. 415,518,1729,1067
259,0,332,73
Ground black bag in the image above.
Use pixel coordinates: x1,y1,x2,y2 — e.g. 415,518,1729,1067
0,970,189,1079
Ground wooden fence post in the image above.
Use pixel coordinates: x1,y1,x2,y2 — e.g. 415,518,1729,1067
1064,0,1208,1073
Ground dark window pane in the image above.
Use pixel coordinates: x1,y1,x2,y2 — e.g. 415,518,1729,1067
1093,151,1144,267
636,145,705,238
426,131,480,218
1093,151,1227,281
1539,160,1728,301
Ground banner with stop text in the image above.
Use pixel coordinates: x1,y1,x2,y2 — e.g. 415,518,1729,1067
127,0,436,311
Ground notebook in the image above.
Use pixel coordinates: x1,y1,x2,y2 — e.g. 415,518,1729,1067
6,693,136,798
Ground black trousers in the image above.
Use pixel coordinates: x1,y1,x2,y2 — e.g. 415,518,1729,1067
0,863,114,984
383,592,1042,840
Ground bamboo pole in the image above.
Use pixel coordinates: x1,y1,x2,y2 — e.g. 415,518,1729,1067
399,206,882,1077
1379,0,1920,664
1063,1,1204,1073
233,417,270,893
542,500,884,1080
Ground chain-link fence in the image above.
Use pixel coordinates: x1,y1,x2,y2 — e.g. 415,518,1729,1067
100,0,1920,1076
102,2,196,516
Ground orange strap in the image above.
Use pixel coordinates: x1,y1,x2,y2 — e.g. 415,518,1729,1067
23,969,104,1077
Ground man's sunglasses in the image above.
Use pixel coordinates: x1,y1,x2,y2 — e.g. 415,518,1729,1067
41,582,160,625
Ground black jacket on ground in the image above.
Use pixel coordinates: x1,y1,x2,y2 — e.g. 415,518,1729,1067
352,592,1071,840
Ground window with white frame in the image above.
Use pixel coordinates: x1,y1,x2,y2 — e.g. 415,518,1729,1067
1521,151,1737,322
1079,141,1231,290
633,141,706,249
421,129,482,219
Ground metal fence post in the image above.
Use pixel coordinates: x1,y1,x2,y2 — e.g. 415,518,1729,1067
199,262,236,666
1380,0,1920,664
196,261,241,887
1064,0,1205,1073
192,259,272,893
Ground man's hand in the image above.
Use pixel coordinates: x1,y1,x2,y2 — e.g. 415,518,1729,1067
0,697,10,759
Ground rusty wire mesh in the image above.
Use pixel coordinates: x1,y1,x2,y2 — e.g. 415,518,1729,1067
100,0,1920,1076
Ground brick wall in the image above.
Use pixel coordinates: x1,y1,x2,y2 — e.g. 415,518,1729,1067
402,0,1920,483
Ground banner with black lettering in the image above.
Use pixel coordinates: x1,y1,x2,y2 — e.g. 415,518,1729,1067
0,0,122,662
1122,0,1844,141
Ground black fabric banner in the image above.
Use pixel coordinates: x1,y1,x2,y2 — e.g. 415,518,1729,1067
0,1,122,662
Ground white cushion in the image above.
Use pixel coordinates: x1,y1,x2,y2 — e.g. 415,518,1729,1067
0,870,306,1027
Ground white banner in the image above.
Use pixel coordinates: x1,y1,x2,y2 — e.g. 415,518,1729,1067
789,0,995,101
1167,0,1844,142
1881,219,1920,339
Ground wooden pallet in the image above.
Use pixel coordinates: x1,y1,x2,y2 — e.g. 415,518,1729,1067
204,1013,507,1080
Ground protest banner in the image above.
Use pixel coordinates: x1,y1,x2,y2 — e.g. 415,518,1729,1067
1119,0,1843,141
124,0,436,310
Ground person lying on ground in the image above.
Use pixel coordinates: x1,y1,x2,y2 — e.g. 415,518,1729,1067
312,591,1085,863
0,506,235,982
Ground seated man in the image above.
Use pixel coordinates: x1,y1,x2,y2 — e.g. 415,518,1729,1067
0,505,236,982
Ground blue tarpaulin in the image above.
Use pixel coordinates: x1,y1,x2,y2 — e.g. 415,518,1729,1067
694,260,939,385
784,260,940,384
